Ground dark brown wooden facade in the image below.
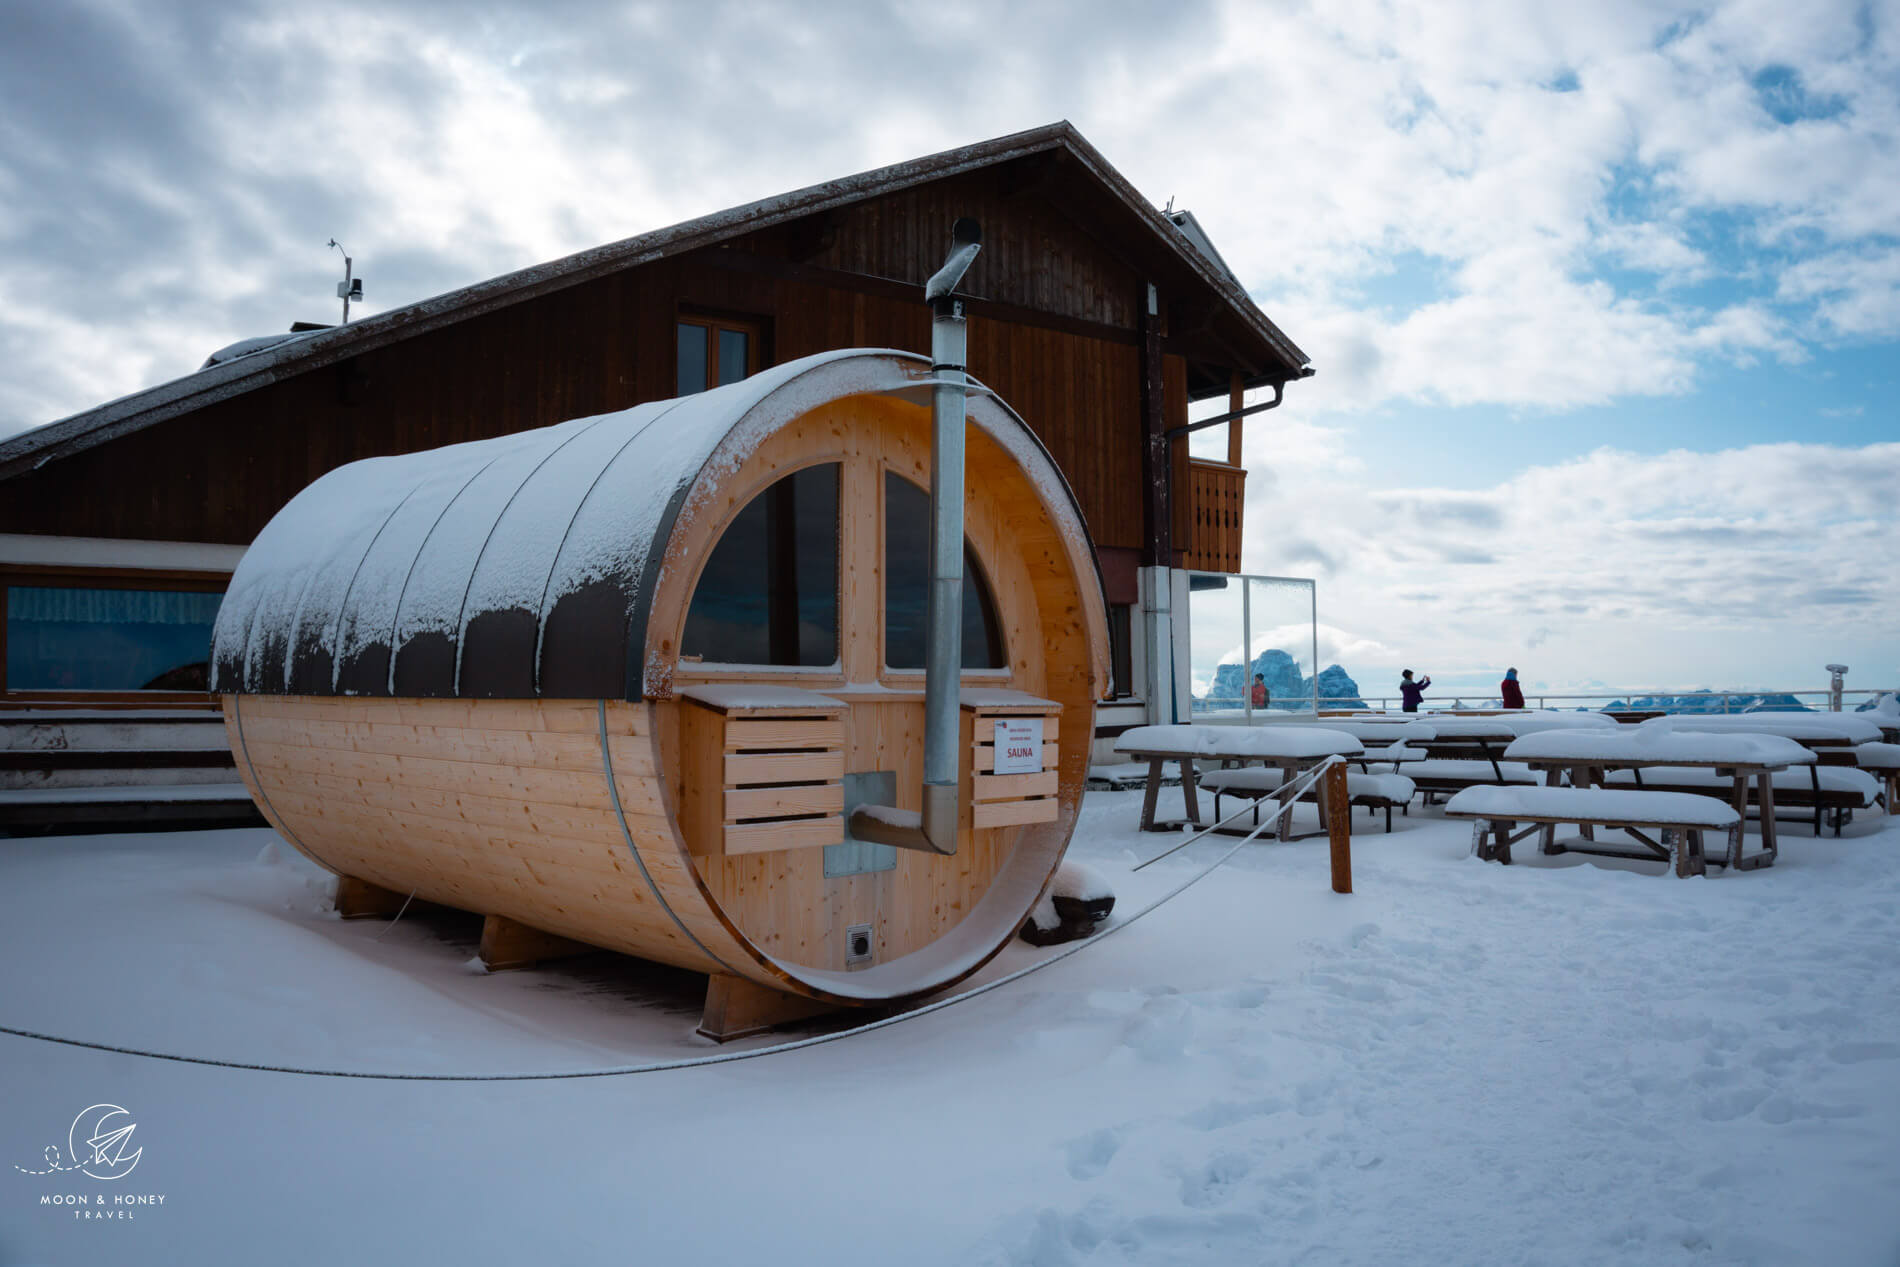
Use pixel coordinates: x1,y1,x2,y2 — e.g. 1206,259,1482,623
0,122,1308,704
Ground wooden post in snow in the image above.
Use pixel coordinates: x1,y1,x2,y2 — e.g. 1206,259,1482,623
1323,760,1353,894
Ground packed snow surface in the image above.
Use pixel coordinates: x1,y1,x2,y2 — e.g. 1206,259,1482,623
3,795,1899,1264
1445,784,1742,827
1504,730,1817,766
1115,724,1363,759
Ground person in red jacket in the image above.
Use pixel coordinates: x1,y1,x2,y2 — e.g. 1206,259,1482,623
1500,667,1526,710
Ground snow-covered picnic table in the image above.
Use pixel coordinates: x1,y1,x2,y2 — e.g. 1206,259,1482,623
1446,784,1742,878
1635,712,1884,762
1858,742,1900,812
1502,729,1816,869
1112,724,1362,836
1304,718,1435,746
1401,719,1519,778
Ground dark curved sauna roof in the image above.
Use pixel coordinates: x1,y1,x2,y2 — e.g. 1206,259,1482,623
210,349,1096,701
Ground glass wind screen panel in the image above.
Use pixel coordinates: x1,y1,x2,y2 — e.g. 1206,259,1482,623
6,586,223,691
717,329,750,386
882,472,1006,670
681,464,840,666
1187,575,1246,718
1247,576,1318,711
676,322,709,394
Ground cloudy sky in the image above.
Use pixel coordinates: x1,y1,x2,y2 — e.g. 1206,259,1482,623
3,0,1895,701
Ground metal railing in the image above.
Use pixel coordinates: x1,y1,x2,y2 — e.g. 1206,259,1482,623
1308,688,1897,715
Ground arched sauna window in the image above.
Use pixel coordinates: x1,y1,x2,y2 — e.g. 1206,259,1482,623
682,463,840,666
884,470,1006,670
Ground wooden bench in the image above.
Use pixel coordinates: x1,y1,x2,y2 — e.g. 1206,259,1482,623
1199,767,1415,833
1601,765,1881,837
1858,743,1900,815
1445,786,1743,879
0,707,262,836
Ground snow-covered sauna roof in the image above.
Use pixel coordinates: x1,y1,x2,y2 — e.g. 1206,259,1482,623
0,120,1310,481
209,349,1095,701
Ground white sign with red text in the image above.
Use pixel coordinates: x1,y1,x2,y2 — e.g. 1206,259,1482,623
992,718,1044,776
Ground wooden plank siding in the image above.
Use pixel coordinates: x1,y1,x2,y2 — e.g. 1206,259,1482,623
0,169,1204,566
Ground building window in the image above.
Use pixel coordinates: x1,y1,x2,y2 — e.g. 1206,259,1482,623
5,585,224,692
883,471,1006,671
681,464,840,666
1107,603,1135,698
676,316,760,394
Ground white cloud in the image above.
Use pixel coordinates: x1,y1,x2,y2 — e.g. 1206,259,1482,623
2,0,1897,436
1244,433,1900,691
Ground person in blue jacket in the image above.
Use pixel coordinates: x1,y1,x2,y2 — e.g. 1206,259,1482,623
1399,669,1431,712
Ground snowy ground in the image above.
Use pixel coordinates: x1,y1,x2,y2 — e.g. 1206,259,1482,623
3,789,1899,1265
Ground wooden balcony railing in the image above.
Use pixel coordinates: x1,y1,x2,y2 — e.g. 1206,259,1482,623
1186,458,1246,573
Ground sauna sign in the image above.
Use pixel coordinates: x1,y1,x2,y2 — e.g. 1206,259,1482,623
993,719,1043,776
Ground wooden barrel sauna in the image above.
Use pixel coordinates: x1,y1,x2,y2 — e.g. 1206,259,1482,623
211,349,1108,1036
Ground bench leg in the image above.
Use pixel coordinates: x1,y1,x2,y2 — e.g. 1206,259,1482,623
1468,819,1489,861
1139,758,1165,831
1666,828,1706,879
1538,823,1558,856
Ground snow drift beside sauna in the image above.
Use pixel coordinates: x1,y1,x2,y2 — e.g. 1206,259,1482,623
211,349,1109,1033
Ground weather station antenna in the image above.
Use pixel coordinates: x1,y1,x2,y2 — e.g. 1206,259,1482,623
328,239,363,323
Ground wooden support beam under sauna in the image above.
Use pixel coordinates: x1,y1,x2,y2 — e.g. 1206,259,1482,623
478,915,597,972
211,350,1109,1037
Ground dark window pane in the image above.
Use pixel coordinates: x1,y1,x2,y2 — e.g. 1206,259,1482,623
6,586,222,690
883,472,1006,670
676,322,709,395
717,329,750,386
1108,603,1134,698
682,464,839,666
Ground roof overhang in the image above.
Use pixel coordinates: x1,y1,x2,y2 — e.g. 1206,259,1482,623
0,121,1309,480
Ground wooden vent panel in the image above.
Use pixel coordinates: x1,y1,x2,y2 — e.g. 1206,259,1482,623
680,695,846,857
964,700,1062,830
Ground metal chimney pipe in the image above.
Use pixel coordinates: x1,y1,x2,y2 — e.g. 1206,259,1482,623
850,218,982,855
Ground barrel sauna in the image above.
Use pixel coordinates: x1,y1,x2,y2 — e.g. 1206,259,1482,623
211,349,1108,1038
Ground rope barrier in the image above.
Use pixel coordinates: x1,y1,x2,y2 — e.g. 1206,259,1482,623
1132,755,1344,872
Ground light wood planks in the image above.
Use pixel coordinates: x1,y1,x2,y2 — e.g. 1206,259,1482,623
648,393,1100,984
229,693,730,975
221,386,1109,1006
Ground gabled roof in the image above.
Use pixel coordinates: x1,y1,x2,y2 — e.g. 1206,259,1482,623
0,121,1308,482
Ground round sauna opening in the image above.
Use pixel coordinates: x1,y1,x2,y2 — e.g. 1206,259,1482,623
212,350,1107,1017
